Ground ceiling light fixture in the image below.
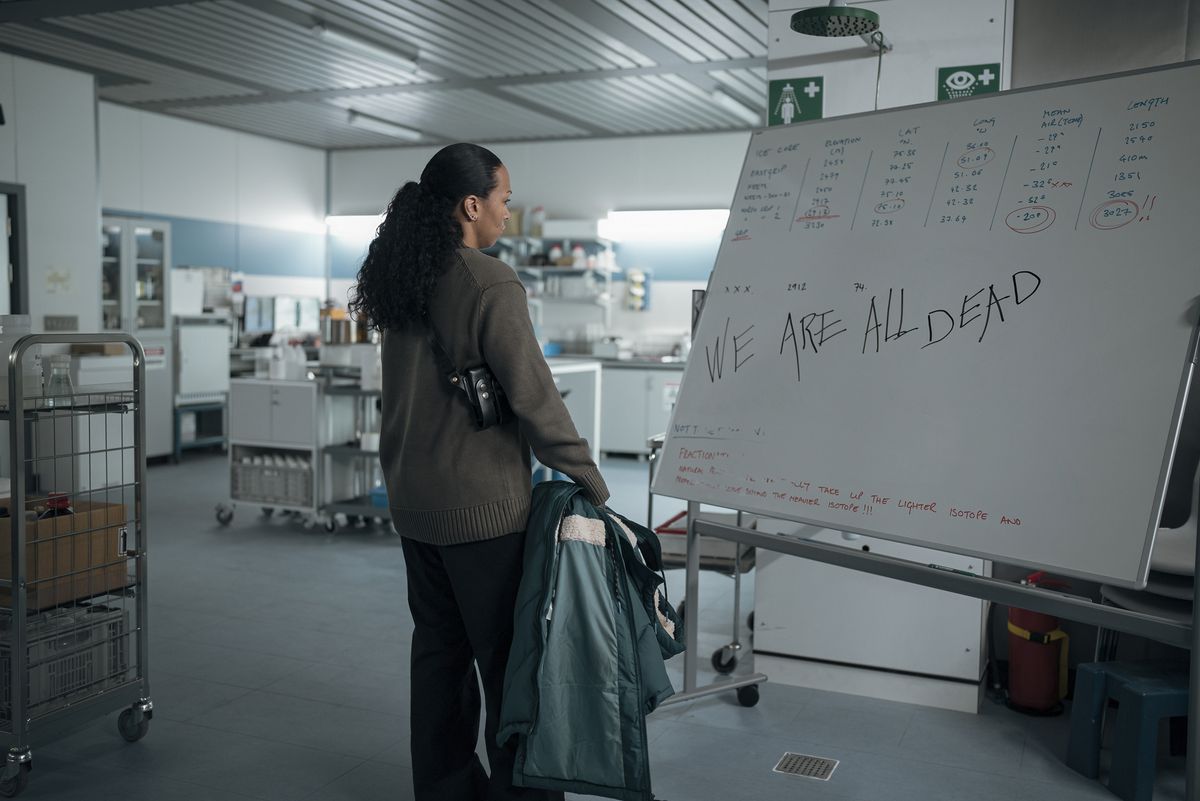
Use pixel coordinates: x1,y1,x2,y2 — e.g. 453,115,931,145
597,209,730,243
311,23,419,70
711,89,762,127
346,110,423,142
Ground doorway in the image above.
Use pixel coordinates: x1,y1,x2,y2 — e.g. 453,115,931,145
0,182,27,315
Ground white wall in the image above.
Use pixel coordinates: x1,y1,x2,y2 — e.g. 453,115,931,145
330,131,751,342
767,0,1012,114
99,101,326,233
330,132,751,219
0,55,100,331
1011,0,1196,88
0,55,16,183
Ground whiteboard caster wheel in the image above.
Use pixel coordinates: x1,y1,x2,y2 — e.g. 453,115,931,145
712,648,737,675
261,507,274,517
736,685,760,707
324,518,337,533
215,505,233,526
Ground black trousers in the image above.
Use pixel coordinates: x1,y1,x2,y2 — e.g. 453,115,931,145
401,532,563,801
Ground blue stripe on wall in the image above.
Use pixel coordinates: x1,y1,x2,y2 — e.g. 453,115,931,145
170,217,237,268
330,235,369,279
104,209,325,277
238,225,324,277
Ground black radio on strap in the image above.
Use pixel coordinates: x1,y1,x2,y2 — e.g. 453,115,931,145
423,315,512,430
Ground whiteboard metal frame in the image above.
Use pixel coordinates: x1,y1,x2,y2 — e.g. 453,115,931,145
667,335,1197,795
654,58,1200,590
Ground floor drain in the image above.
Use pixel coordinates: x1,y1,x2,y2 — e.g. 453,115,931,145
772,752,839,781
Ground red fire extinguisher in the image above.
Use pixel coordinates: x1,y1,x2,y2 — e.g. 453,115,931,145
1006,571,1070,714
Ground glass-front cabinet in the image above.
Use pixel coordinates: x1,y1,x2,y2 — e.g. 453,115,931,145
101,222,123,330
100,217,170,335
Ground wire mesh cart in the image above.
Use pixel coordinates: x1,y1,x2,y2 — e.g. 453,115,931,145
0,333,150,797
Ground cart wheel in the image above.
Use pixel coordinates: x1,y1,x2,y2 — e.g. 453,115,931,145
711,648,738,675
736,684,760,708
747,611,754,630
324,518,337,533
0,763,29,798
261,507,274,517
215,506,233,526
118,708,150,743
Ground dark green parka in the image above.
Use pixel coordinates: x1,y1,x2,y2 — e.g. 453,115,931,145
497,481,685,801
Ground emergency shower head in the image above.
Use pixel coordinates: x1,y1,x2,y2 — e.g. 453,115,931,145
790,0,880,38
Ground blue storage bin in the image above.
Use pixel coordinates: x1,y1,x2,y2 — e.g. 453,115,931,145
369,485,389,508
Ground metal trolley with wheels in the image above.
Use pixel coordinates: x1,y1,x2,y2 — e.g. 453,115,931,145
647,433,765,709
0,333,151,797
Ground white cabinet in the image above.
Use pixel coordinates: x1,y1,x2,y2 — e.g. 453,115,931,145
229,382,273,444
230,380,317,448
547,359,602,459
753,526,990,710
600,366,684,455
270,384,319,446
645,371,681,443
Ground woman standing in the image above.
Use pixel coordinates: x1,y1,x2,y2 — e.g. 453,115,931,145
350,143,608,801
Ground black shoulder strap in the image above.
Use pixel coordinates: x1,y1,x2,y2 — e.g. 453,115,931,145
422,315,459,378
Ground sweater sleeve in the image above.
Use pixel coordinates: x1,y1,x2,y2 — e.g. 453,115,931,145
479,281,610,505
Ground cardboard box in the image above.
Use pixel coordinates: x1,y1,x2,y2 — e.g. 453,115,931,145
69,343,127,357
0,499,128,610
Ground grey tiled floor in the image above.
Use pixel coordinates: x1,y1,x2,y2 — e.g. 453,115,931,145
22,454,1186,800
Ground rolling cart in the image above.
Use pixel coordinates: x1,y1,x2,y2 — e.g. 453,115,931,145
319,382,390,533
647,433,763,707
216,379,322,529
0,333,151,797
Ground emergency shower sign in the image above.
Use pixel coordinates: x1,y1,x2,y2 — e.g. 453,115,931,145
769,77,822,126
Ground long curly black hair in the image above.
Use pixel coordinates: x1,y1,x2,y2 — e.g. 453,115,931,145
349,143,502,331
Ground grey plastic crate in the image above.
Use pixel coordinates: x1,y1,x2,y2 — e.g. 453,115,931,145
0,605,130,721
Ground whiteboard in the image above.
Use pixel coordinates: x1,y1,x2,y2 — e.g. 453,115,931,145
652,62,1200,588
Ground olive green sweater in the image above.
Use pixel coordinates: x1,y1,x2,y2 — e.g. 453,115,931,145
379,248,609,545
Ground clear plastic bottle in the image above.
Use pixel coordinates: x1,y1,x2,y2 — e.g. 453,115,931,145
45,355,73,407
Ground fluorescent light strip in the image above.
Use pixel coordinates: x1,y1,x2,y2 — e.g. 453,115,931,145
597,209,730,243
711,88,762,127
326,214,384,240
311,23,418,71
347,110,423,142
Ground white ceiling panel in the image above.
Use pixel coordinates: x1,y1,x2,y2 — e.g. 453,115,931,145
176,100,400,148
0,0,767,149
327,89,590,141
506,72,762,136
0,22,256,101
53,1,431,91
